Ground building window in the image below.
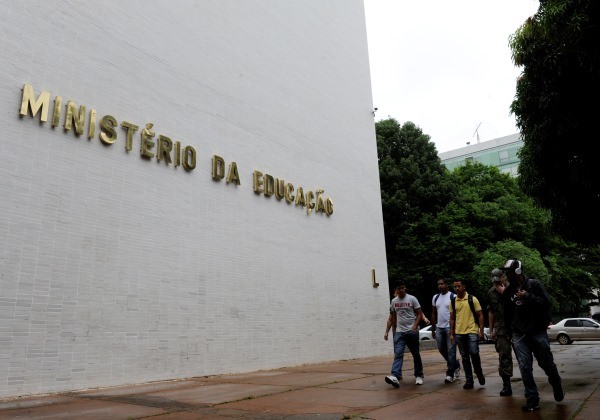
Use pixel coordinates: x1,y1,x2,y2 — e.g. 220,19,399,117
499,150,509,164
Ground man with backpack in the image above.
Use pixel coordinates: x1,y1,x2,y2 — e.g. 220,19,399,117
498,259,563,412
430,278,461,383
449,279,485,390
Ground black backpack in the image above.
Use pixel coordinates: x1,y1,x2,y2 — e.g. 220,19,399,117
433,292,455,305
451,294,479,325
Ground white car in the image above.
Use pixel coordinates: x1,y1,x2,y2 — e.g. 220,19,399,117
547,318,600,345
419,325,433,340
419,325,490,342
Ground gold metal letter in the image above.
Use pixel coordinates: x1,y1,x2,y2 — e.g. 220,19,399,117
52,96,62,127
87,109,96,140
64,101,86,136
274,179,285,200
174,141,181,167
182,146,196,171
140,123,155,159
295,187,306,207
212,155,225,180
372,269,379,288
325,198,334,216
121,121,138,151
253,170,264,193
264,174,275,196
285,183,295,203
306,190,315,214
20,84,50,122
99,115,118,145
316,189,325,213
226,162,240,185
157,135,173,165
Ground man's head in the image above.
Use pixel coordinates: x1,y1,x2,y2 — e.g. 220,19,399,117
501,259,523,281
394,281,407,298
437,278,449,293
452,279,466,297
491,268,505,285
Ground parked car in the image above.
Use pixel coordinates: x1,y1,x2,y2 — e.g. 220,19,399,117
418,325,492,343
483,327,491,343
419,325,433,340
547,318,600,345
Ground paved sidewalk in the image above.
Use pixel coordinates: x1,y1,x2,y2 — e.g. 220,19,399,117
0,342,599,419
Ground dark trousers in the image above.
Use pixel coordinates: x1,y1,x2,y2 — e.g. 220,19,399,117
455,334,482,382
391,330,423,379
512,331,561,400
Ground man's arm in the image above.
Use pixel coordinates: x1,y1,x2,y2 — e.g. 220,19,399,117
476,310,484,341
488,309,496,340
430,304,438,337
384,312,394,341
449,309,456,344
413,307,423,332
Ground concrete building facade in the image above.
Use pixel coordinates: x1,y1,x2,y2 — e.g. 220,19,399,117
0,1,389,398
439,133,523,176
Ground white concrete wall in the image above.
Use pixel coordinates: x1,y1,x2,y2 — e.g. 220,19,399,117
0,0,389,397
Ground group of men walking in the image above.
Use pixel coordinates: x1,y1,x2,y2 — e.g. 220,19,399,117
383,258,564,412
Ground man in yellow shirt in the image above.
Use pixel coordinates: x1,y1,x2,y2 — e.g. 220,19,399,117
450,279,485,390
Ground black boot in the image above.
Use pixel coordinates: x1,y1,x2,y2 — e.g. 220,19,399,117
522,398,540,411
500,376,512,396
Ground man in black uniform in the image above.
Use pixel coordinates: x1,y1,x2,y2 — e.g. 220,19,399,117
498,259,564,411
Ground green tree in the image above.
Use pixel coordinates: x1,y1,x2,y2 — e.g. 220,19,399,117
470,240,553,311
431,162,552,278
509,0,600,244
375,118,455,298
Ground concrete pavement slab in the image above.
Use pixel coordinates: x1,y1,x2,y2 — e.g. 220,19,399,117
0,342,598,419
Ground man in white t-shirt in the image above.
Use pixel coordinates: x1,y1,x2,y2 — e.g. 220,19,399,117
383,281,424,387
430,278,461,383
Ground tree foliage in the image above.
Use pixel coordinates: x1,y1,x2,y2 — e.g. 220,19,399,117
509,0,600,244
376,117,600,321
376,118,455,297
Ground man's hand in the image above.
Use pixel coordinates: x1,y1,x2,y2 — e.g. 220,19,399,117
384,331,389,341
432,331,436,339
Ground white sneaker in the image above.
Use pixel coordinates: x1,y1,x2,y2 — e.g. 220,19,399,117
454,366,461,380
385,375,400,388
415,376,424,385
445,375,454,383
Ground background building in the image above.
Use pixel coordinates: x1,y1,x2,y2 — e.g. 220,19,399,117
0,1,389,398
439,133,522,176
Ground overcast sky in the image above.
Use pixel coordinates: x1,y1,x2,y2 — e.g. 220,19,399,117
364,0,540,153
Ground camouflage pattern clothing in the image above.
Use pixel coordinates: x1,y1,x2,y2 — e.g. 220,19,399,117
488,285,513,378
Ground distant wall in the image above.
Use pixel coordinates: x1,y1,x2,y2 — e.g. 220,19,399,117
0,0,389,397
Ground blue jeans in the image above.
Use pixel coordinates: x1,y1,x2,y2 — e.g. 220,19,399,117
455,334,482,382
435,327,461,377
512,331,561,400
391,330,423,379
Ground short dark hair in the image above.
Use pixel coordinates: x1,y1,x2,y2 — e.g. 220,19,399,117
395,280,406,289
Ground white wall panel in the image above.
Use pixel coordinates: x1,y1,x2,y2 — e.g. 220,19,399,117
0,0,389,397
